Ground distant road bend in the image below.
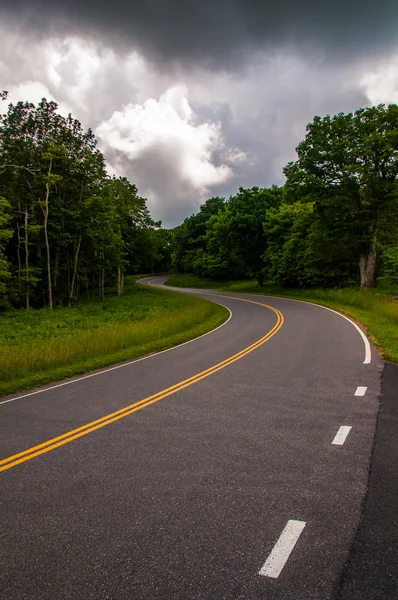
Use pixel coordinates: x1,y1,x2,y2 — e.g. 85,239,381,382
0,276,382,599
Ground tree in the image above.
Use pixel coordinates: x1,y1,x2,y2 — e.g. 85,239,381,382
101,176,161,285
0,196,12,304
172,188,283,283
379,246,398,287
172,197,226,274
0,94,163,309
284,104,398,289
40,146,63,309
207,186,283,284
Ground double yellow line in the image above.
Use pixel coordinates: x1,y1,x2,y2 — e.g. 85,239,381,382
0,296,284,473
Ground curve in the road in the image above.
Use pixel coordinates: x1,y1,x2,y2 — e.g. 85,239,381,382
0,299,233,407
0,276,383,600
158,278,371,365
0,294,283,473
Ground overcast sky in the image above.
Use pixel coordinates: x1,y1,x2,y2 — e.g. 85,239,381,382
1,1,398,226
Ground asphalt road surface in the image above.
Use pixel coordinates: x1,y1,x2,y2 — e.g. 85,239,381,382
0,276,385,599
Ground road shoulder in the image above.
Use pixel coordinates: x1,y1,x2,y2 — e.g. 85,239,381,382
337,362,398,600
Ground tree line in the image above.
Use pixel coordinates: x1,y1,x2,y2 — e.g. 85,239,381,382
173,104,398,290
0,93,172,310
1,96,397,313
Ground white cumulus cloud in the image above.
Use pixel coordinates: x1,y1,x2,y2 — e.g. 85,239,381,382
361,54,398,105
96,85,241,223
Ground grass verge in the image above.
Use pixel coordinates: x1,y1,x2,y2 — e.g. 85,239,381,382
0,276,228,396
166,274,398,364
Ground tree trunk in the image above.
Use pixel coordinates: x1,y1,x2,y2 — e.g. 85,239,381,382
42,158,53,309
53,243,61,289
98,250,104,301
117,266,124,297
69,234,82,304
24,208,29,310
99,248,105,301
91,268,95,300
98,272,105,301
359,236,377,290
16,221,22,278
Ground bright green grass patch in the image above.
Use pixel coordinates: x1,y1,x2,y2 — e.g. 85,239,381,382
0,276,228,396
167,274,398,363
166,274,236,289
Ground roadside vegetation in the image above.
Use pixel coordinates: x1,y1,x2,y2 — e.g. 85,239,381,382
172,106,398,295
169,104,398,364
166,274,398,364
0,277,228,396
0,92,173,312
1,93,398,390
0,94,230,397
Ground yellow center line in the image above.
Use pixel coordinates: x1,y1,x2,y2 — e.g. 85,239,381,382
0,295,284,473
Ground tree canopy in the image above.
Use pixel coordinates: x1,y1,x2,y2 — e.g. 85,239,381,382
0,93,171,309
172,104,398,290
284,104,398,289
1,96,397,312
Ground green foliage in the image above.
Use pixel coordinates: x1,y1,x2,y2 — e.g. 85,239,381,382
172,196,226,275
172,187,283,284
379,246,398,287
262,200,357,287
284,104,398,288
166,274,237,289
172,104,398,292
0,95,164,310
0,196,12,304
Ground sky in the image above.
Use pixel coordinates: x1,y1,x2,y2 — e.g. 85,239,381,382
1,1,398,226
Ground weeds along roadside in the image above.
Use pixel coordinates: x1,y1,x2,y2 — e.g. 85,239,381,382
0,277,228,396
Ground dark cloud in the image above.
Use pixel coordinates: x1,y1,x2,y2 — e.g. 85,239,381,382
0,1,395,227
209,84,371,207
2,0,398,69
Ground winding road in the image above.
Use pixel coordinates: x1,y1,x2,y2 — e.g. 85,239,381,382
0,277,385,599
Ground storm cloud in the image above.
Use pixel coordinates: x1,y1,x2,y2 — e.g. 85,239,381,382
3,0,398,68
0,1,398,225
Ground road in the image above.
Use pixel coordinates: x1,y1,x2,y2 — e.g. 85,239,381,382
0,276,384,599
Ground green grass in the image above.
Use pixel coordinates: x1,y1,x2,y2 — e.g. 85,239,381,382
166,274,398,363
166,274,235,289
0,276,228,396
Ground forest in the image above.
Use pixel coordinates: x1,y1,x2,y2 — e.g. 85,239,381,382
173,104,398,291
0,92,172,311
1,95,398,315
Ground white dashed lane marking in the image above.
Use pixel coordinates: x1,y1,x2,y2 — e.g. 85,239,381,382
355,386,367,396
259,520,306,579
332,426,352,446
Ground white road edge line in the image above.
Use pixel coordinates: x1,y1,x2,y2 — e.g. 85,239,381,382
264,297,371,365
305,303,371,364
259,520,306,579
0,302,232,406
332,426,352,445
154,277,372,365
355,386,367,396
195,289,372,365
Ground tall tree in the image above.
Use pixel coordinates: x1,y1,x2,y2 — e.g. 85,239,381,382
207,186,283,284
0,94,163,309
0,196,12,304
284,104,398,289
172,197,226,274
